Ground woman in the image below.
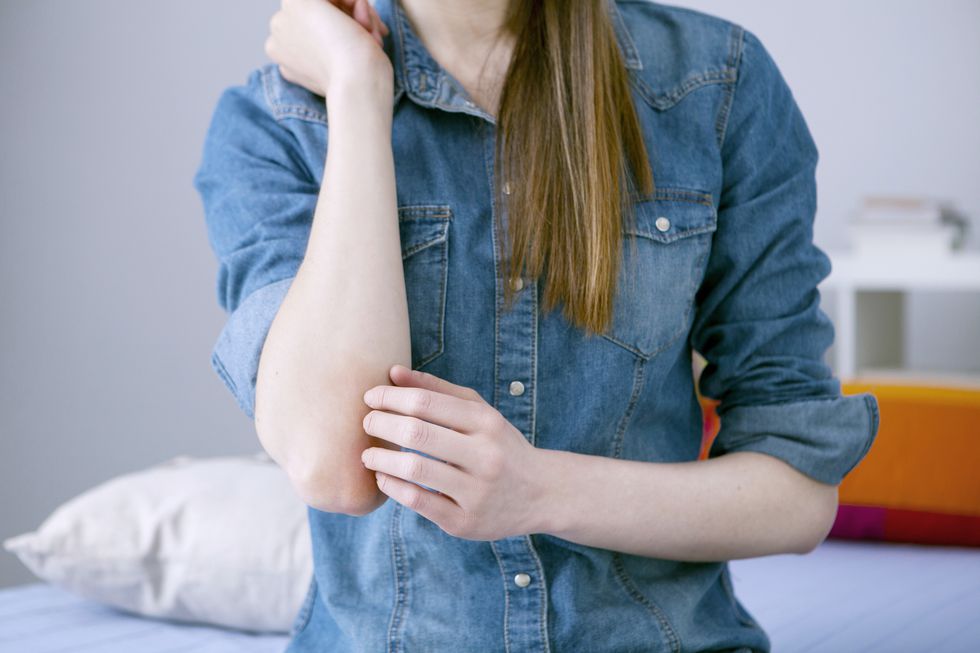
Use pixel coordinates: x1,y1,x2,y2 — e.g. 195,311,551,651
194,0,880,650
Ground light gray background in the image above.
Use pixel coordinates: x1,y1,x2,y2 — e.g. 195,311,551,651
1,0,978,589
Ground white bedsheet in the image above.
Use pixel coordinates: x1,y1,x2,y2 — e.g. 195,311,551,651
729,539,980,652
0,583,288,653
1,539,978,652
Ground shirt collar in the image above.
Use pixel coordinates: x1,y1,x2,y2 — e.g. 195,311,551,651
374,0,642,122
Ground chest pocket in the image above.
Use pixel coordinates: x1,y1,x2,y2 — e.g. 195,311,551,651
601,187,717,359
399,204,452,369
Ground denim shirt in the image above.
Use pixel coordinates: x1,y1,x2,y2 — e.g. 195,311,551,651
194,1,880,651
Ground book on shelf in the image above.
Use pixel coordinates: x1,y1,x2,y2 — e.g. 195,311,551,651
853,195,943,224
847,194,967,256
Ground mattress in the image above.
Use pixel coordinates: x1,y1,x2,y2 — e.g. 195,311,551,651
728,539,980,652
1,539,978,652
0,583,289,653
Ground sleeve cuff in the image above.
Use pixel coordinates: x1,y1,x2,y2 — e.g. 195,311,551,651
707,392,881,486
210,277,295,420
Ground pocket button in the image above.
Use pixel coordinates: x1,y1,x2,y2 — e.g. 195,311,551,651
655,216,671,232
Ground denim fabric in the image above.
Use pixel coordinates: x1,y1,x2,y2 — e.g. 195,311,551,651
193,0,880,650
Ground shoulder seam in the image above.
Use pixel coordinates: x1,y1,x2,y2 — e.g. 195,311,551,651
617,2,740,111
715,25,746,150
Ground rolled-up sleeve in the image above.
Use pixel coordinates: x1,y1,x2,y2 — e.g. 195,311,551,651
690,28,879,486
193,66,320,420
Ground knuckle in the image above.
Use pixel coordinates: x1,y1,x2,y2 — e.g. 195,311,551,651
404,418,428,449
454,510,476,539
407,486,427,512
475,408,498,434
410,390,431,414
405,456,426,483
482,448,505,480
465,387,483,402
444,515,466,538
362,410,376,433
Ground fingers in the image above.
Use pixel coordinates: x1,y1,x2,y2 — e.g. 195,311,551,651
329,0,358,13
369,12,383,44
371,5,390,37
372,470,465,532
362,446,469,501
362,409,476,470
388,364,486,404
363,384,489,435
352,0,374,37
277,63,295,82
334,0,387,44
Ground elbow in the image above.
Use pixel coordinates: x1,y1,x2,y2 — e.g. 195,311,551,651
297,482,387,517
793,482,840,554
288,453,388,517
255,402,386,516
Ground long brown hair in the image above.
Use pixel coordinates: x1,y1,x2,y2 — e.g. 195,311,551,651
495,0,654,336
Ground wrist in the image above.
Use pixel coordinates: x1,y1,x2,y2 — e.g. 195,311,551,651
326,64,394,111
326,87,393,132
529,447,573,537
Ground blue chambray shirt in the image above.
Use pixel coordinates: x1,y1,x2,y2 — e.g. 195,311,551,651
193,1,880,651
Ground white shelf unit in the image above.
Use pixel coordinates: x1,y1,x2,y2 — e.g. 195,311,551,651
817,249,980,386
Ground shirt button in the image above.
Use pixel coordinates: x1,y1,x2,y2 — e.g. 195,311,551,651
509,276,524,291
503,181,512,195
655,216,671,232
509,380,525,396
464,100,476,109
514,573,531,588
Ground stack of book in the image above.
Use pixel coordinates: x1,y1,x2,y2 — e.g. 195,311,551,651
847,195,963,257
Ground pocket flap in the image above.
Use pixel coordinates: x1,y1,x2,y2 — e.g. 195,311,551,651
398,204,453,259
625,188,718,244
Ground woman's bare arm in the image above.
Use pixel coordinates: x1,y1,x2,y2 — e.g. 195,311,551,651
256,1,406,516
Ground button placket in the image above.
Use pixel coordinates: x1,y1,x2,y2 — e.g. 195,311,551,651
484,129,550,653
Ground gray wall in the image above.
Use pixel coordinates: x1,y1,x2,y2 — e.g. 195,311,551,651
0,0,276,589
2,0,979,589
670,0,980,374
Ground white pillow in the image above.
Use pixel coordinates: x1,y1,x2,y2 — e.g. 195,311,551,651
2,452,313,634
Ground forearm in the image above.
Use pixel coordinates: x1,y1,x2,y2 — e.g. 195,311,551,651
255,85,408,515
534,448,839,561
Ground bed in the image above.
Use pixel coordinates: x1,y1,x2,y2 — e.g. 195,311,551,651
2,538,978,653
0,582,289,653
5,381,977,651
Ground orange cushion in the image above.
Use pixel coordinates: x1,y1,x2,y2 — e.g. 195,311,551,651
697,381,980,547
836,382,980,516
